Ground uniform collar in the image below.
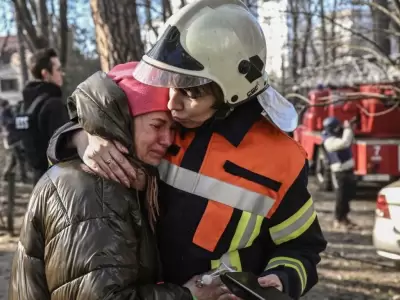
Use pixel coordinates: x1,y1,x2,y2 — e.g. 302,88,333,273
177,100,263,147
213,99,263,147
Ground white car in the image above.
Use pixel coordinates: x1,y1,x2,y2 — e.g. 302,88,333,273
372,180,400,269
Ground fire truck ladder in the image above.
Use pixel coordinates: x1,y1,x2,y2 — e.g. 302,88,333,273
286,55,400,116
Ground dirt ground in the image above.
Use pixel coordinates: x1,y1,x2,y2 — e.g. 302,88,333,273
303,180,400,300
0,177,398,299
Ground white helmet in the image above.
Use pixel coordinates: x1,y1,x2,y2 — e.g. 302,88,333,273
133,0,298,131
134,0,267,105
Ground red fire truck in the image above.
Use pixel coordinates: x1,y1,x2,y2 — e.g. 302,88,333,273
293,83,400,191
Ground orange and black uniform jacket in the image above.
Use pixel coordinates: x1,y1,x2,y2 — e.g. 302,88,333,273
47,100,327,300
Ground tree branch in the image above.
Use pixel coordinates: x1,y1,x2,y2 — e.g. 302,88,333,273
352,0,400,27
282,8,396,65
12,0,45,49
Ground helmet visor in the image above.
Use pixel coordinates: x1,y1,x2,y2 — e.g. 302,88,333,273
133,60,212,88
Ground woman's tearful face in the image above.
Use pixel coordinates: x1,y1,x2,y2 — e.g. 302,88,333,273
134,111,176,166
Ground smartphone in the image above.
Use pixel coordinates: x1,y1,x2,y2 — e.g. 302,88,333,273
220,272,293,300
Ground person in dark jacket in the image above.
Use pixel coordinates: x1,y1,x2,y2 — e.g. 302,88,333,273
22,48,69,183
9,62,226,300
0,99,27,182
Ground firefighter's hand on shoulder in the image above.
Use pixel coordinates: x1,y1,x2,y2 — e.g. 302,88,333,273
74,130,139,188
184,275,230,300
343,120,351,128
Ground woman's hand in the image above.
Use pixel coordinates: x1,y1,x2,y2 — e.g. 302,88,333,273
72,130,137,187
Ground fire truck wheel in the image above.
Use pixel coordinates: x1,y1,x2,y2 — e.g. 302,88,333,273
315,148,333,191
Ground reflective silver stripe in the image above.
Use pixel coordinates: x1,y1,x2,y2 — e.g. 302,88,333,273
266,257,307,293
238,214,257,249
269,198,316,245
220,253,231,267
158,159,275,216
238,213,258,249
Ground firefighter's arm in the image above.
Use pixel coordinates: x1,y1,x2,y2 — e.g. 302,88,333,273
260,161,327,299
323,127,353,152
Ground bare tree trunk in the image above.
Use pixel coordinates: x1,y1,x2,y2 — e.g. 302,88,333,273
162,0,173,22
90,0,144,71
28,0,38,20
281,52,286,94
288,0,299,83
59,0,68,66
319,0,328,66
301,11,312,68
11,0,69,54
48,0,57,47
392,20,400,53
330,0,338,61
372,0,391,55
12,0,46,49
15,6,29,85
308,27,320,63
36,0,49,46
145,0,158,39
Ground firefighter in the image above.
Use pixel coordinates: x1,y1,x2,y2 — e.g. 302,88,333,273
47,0,327,299
322,117,357,229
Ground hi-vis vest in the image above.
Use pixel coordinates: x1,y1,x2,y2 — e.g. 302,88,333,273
157,108,307,280
322,132,353,169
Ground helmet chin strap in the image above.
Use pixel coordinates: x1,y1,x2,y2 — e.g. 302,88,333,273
213,84,270,120
214,104,235,120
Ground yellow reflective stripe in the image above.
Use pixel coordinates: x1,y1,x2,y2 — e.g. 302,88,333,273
229,250,242,272
213,213,262,272
269,198,317,245
211,259,220,270
210,250,242,272
245,215,264,247
158,160,275,216
266,256,307,293
229,211,251,251
229,211,264,252
48,157,53,167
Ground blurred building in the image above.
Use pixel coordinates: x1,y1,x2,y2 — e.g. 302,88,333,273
0,35,24,104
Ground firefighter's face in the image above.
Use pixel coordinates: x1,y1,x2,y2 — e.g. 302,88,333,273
167,88,217,128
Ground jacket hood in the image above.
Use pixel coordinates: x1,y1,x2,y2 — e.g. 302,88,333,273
68,71,161,230
67,71,135,154
23,81,62,104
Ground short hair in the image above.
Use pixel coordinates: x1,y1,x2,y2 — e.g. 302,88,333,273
28,48,58,80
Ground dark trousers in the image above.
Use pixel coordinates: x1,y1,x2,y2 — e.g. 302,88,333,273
332,170,356,221
3,145,27,182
